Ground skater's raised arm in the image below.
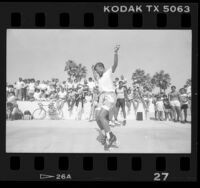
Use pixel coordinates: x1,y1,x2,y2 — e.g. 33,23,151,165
112,45,120,73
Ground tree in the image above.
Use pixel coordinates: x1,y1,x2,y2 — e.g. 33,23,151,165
132,69,154,91
64,60,87,81
152,70,171,93
185,78,191,87
143,74,155,92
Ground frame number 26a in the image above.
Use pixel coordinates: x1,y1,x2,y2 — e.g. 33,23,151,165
153,172,169,181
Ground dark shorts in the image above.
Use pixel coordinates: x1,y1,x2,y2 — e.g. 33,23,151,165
164,105,171,110
181,104,188,109
75,96,84,108
116,98,125,108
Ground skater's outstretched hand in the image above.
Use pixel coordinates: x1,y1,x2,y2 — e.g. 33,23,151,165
114,45,120,53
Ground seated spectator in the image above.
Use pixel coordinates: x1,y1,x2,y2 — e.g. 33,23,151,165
34,89,41,101
120,75,127,88
40,90,47,101
11,104,23,120
23,110,33,120
6,92,17,120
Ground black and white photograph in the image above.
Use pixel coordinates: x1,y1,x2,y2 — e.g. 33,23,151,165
6,29,192,153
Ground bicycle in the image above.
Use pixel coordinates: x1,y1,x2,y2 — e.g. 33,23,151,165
32,100,64,120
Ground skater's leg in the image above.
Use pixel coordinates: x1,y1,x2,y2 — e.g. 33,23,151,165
98,109,110,134
109,107,115,121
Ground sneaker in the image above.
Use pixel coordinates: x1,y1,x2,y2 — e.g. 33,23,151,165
104,142,110,151
109,121,115,127
123,120,126,126
114,120,121,126
107,132,117,148
97,134,106,145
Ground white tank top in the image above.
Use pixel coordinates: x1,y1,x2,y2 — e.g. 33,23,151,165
116,87,125,99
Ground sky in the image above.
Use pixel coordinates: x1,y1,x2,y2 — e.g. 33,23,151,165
7,29,191,91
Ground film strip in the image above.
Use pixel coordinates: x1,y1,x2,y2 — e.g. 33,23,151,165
0,2,198,182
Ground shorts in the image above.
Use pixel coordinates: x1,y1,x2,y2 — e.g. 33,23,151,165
170,100,181,107
164,109,171,113
75,96,84,108
116,98,125,108
97,92,116,111
181,104,188,109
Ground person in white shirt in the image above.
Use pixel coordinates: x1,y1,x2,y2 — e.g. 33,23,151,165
55,87,67,110
34,89,42,101
179,88,189,123
156,95,164,121
88,77,96,92
92,45,120,150
66,78,73,90
15,77,24,100
38,81,47,91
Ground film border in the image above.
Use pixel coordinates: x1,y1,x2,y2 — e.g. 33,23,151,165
0,2,198,182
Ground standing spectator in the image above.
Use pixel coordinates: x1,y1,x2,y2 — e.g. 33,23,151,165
115,81,128,125
21,79,28,101
184,84,191,112
179,88,189,123
27,79,35,101
15,77,24,100
163,95,172,121
66,78,73,90
168,86,182,122
88,77,96,92
38,80,47,91
141,87,151,120
156,95,164,121
152,94,158,120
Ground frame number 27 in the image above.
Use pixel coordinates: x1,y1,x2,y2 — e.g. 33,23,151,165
153,172,169,181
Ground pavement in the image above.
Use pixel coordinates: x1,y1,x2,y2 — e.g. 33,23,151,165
6,117,191,153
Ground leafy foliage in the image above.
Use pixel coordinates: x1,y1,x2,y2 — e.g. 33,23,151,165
64,60,87,80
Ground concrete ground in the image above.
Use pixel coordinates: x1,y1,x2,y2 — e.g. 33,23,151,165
6,117,191,153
